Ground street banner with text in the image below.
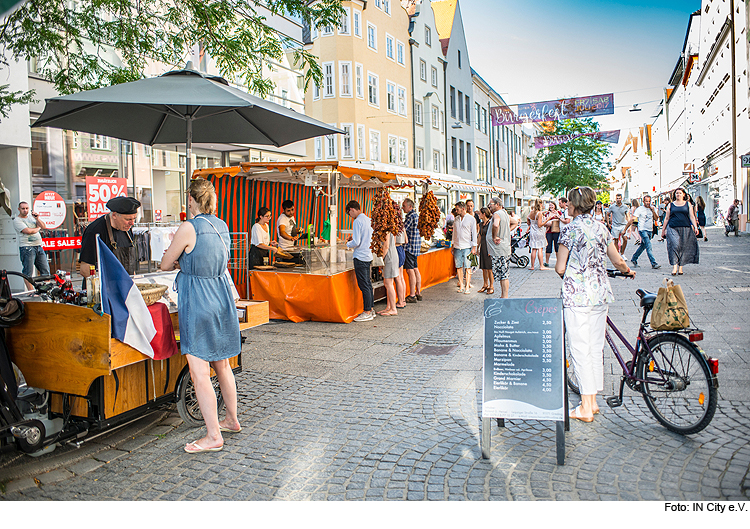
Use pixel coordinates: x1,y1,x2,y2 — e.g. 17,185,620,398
534,130,620,149
491,93,614,126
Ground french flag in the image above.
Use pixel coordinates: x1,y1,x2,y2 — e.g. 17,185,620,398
98,237,157,358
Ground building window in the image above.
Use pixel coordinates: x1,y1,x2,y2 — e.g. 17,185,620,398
397,41,405,65
90,134,110,150
457,90,463,121
431,105,439,129
368,73,379,106
340,62,352,97
340,124,353,158
312,26,319,40
313,82,320,100
465,95,471,125
370,130,380,161
353,10,362,37
419,59,427,82
323,62,335,97
322,24,334,36
339,7,350,35
357,125,366,160
386,82,396,112
475,103,481,131
374,0,381,8
433,150,441,172
315,137,323,160
326,127,337,159
414,101,423,125
355,63,364,99
398,139,408,166
466,142,472,172
450,87,456,118
481,107,487,134
477,147,487,181
451,138,457,169
457,49,461,69
384,0,391,15
397,86,406,116
431,66,438,87
425,25,431,46
367,24,377,50
388,135,397,164
385,34,394,60
459,140,465,170
416,148,424,169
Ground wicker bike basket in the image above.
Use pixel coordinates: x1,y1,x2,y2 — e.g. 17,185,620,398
136,283,168,306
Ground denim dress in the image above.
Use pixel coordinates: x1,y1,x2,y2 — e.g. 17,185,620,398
176,214,240,361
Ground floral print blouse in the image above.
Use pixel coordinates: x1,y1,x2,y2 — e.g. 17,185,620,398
557,213,615,308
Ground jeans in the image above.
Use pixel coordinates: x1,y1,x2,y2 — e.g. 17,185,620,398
631,230,657,266
353,258,373,312
19,246,50,277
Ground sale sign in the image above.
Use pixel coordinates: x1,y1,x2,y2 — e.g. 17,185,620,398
42,237,82,250
86,176,128,220
33,190,67,229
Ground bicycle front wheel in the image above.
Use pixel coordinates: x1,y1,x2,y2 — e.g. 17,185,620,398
637,334,717,434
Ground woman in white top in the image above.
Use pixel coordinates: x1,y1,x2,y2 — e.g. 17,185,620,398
593,201,605,224
249,207,278,268
527,199,548,271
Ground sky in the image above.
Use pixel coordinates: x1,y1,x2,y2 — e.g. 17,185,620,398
459,0,701,159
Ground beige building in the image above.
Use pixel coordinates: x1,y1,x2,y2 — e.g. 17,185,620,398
305,1,412,167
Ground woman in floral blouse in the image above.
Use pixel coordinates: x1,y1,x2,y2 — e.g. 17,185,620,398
555,186,635,422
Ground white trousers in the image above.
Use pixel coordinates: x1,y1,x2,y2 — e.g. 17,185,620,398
564,305,608,395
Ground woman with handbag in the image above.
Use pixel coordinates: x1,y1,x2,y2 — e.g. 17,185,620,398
249,207,279,268
661,187,700,276
161,179,242,453
555,186,635,422
696,196,707,241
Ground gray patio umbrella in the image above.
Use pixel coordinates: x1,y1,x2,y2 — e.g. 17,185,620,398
33,66,341,214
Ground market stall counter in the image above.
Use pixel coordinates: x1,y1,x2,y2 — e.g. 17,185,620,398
250,246,455,323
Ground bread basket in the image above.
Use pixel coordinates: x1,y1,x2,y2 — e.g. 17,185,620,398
136,283,168,306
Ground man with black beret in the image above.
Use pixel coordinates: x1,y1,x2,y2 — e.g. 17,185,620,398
80,196,141,276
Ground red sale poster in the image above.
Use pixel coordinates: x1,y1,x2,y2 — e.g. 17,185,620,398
86,176,128,220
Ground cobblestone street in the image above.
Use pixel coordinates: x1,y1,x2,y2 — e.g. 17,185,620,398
2,226,749,501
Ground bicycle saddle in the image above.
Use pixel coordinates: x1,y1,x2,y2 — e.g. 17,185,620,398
636,288,657,308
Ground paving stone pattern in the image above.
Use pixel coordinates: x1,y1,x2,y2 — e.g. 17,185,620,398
2,226,748,500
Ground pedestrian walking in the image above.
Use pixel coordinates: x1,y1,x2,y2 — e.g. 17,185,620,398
402,198,423,302
488,197,517,298
555,186,635,422
477,207,493,294
451,201,477,294
726,199,741,237
346,200,375,321
628,195,661,269
527,199,547,270
696,196,707,241
543,201,562,267
662,187,700,276
629,198,641,246
13,201,50,279
608,193,630,254
593,201,606,224
658,196,670,241
161,179,241,453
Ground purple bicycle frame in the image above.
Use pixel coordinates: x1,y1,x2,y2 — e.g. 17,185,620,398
605,316,667,386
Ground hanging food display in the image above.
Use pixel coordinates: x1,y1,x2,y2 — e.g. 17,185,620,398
370,188,404,257
418,190,440,239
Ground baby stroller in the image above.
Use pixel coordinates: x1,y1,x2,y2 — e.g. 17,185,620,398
509,232,530,268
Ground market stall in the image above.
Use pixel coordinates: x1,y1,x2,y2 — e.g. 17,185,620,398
193,161,502,323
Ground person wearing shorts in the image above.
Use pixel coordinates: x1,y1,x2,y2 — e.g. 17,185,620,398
402,199,422,302
451,201,477,294
488,197,517,298
607,193,630,254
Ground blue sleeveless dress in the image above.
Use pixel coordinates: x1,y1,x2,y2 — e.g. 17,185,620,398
176,214,240,361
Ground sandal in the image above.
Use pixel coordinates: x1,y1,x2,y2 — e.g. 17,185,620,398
457,287,465,293
570,406,594,423
486,289,494,295
184,441,223,453
478,286,488,293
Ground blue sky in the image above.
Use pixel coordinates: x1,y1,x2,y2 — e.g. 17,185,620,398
460,0,701,152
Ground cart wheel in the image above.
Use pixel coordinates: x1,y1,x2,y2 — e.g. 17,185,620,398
517,256,530,268
176,368,225,427
17,419,46,454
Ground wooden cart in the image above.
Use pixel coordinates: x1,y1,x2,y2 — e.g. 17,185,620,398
4,300,268,450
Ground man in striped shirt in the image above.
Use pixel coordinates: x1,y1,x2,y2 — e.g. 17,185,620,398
402,198,422,303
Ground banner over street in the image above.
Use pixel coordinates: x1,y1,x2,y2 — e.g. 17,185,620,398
534,130,621,149
491,93,615,126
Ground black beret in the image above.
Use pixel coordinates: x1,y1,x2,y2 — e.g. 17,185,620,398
107,196,141,214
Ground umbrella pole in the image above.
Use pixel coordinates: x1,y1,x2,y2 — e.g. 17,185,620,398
185,117,193,219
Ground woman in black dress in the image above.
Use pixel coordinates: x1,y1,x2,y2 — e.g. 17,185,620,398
696,196,707,241
477,207,494,294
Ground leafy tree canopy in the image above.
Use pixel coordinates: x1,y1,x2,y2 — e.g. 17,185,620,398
0,0,343,118
596,190,610,205
532,118,612,197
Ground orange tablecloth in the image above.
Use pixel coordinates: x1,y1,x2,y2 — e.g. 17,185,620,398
249,247,455,323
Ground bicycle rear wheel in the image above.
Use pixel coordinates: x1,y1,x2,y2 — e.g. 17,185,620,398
565,342,580,395
637,334,717,434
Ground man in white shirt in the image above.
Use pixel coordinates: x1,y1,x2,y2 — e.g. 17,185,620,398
557,197,572,225
13,201,50,278
607,193,631,254
627,195,661,269
345,200,375,322
451,201,477,294
276,200,299,251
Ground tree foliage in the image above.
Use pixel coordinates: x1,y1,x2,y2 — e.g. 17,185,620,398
532,118,612,196
0,0,343,118
596,190,610,205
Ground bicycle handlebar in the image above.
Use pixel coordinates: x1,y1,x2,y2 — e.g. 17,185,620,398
607,268,635,279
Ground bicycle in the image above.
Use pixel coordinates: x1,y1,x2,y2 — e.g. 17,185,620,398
566,270,719,434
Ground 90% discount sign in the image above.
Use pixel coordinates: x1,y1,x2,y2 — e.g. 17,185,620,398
86,176,128,220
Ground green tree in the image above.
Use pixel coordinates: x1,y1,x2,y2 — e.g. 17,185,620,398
0,0,343,118
596,190,610,204
532,118,612,196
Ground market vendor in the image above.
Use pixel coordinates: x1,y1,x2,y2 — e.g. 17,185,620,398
249,207,278,268
276,200,299,251
79,196,140,276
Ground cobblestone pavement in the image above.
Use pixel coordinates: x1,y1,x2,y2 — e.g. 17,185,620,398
2,226,749,501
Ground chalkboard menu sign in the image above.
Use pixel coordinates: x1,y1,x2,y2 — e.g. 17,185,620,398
482,298,565,421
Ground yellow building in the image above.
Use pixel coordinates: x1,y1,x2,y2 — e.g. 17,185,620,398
305,0,412,167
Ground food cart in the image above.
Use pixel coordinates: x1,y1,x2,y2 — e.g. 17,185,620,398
3,271,268,454
192,161,506,323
